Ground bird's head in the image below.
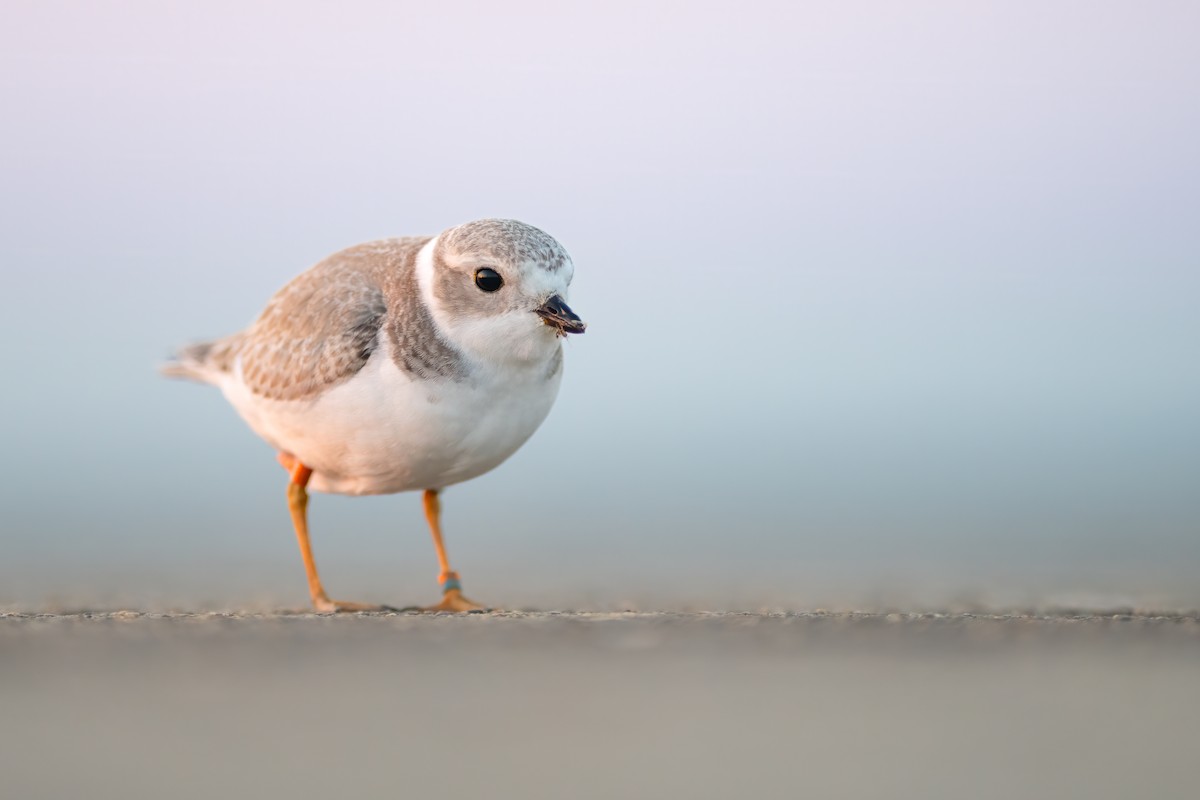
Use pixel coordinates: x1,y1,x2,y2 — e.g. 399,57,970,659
419,219,585,365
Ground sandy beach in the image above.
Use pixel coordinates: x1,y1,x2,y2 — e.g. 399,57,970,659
3,610,1197,799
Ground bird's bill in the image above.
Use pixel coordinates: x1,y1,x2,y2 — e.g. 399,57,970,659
535,294,586,336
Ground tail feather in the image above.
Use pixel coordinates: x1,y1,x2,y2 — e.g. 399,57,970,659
160,339,234,384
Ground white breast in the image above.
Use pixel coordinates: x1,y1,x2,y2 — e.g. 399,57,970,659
217,335,564,495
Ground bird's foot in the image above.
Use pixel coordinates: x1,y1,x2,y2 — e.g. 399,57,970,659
418,573,487,612
421,588,487,613
311,596,398,614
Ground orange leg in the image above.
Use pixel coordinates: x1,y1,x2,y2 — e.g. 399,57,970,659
421,489,486,612
282,454,393,613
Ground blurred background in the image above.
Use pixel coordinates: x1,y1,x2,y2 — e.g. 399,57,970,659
2,1,1197,611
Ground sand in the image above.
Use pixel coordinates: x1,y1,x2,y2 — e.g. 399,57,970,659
3,610,1198,799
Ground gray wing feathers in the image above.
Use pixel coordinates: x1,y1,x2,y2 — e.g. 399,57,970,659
235,266,387,401
164,242,415,400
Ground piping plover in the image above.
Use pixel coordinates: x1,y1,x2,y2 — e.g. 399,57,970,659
164,219,585,612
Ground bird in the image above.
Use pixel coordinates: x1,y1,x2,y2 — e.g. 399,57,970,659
163,219,585,612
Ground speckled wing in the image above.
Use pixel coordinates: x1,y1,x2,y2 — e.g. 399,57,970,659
200,240,427,401
231,243,402,401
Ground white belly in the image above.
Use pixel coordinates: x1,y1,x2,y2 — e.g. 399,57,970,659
218,338,563,495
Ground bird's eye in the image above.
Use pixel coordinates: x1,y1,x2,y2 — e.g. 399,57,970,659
474,268,503,292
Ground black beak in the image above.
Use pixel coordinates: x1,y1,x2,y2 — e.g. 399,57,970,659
535,294,586,336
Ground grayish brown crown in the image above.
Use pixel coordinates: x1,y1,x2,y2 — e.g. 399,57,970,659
440,219,568,273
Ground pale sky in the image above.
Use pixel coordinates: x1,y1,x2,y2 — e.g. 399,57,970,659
2,2,1197,609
